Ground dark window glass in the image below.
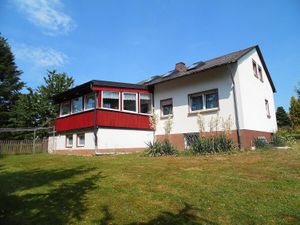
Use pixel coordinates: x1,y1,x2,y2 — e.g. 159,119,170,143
72,97,83,113
61,101,70,115
140,94,151,114
190,95,203,111
85,93,95,110
123,93,137,112
161,99,173,116
102,91,119,110
205,93,218,109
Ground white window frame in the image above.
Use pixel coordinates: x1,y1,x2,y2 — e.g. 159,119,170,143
139,93,152,115
66,134,73,148
71,96,83,114
77,133,85,147
60,101,71,117
188,89,219,113
160,98,173,118
84,93,96,111
122,92,138,113
101,91,120,111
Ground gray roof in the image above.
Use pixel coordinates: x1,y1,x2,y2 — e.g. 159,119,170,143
141,45,276,92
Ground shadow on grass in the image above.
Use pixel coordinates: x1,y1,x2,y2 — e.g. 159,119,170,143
94,203,217,225
0,166,104,225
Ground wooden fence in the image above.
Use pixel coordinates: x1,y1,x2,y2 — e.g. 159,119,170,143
0,139,48,155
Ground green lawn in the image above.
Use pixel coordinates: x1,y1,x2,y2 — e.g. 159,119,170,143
0,145,300,225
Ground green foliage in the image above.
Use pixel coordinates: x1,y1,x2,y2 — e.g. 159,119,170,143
190,134,236,154
0,34,24,131
145,139,178,157
272,131,296,147
276,106,291,128
36,70,74,126
254,137,271,149
290,96,300,130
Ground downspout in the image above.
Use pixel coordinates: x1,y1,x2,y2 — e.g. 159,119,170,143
91,83,98,152
227,63,242,148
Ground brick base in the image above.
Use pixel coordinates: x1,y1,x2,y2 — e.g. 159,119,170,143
156,129,273,150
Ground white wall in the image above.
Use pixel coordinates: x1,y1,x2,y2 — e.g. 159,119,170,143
98,128,153,149
49,131,96,151
235,49,277,132
49,128,153,152
153,67,237,135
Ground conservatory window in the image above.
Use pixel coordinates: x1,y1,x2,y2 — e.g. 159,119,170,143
140,93,152,114
60,101,70,116
71,97,83,113
84,93,96,110
123,93,137,112
102,91,120,110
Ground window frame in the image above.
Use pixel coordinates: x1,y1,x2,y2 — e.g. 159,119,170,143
76,133,85,147
66,134,73,148
252,59,258,77
265,99,271,118
160,98,173,118
71,96,83,114
188,89,219,114
258,65,263,82
122,92,138,113
139,93,152,115
84,93,96,111
60,100,71,117
101,90,120,111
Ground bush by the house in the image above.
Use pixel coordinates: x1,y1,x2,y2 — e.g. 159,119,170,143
272,131,296,147
145,139,178,157
254,137,271,149
190,134,236,154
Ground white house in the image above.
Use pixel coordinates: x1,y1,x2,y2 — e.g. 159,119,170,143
49,45,277,154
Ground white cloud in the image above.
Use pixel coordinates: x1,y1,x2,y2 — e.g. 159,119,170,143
14,45,68,67
13,0,75,35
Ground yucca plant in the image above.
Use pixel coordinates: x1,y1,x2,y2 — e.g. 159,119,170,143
145,139,178,157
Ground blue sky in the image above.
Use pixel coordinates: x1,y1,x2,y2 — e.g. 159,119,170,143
0,0,299,110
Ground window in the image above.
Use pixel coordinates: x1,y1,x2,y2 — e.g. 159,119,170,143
71,97,83,113
253,60,258,77
123,93,137,112
77,133,85,147
184,133,199,148
161,98,173,116
258,66,263,81
60,101,70,116
85,93,96,110
140,93,152,114
66,134,73,147
102,91,120,110
265,99,271,118
206,92,218,109
190,94,203,111
189,89,219,112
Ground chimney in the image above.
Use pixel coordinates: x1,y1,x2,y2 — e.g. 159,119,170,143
175,62,187,72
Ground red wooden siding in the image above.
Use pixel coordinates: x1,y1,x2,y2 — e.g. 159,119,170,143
55,111,94,132
97,109,151,130
55,109,151,132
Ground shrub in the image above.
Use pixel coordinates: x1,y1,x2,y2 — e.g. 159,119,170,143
190,134,236,155
145,139,178,157
254,137,271,149
272,132,296,147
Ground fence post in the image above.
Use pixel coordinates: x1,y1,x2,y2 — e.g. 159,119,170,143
33,129,36,154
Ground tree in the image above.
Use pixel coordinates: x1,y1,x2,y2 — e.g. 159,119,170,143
276,106,291,128
36,70,74,126
289,96,300,129
296,81,300,98
0,34,24,128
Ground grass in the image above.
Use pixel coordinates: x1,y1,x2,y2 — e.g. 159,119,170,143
0,144,300,224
